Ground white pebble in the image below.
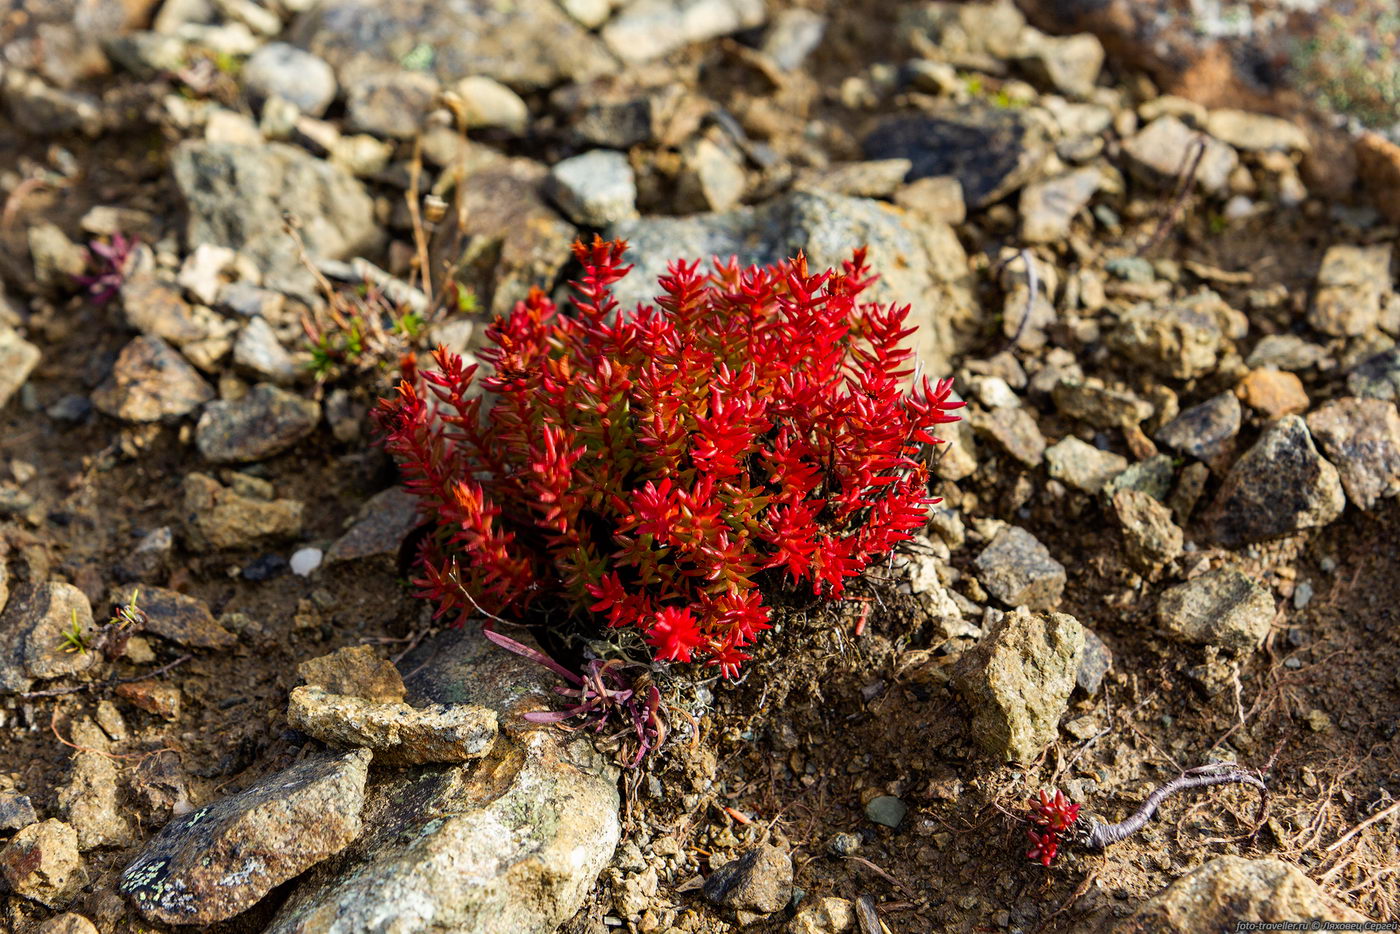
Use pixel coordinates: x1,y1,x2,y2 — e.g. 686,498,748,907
290,547,323,577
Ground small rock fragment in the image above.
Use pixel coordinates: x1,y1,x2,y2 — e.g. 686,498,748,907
953,608,1084,764
345,70,439,140
1112,489,1183,572
974,526,1065,611
288,685,498,766
183,472,304,550
112,585,236,650
1019,167,1102,243
789,897,855,934
0,324,42,411
116,681,182,719
326,487,419,562
1204,110,1309,152
1108,297,1228,380
969,407,1046,467
548,149,638,227
120,748,371,925
33,913,99,934
242,43,338,117
1154,392,1241,465
1076,628,1112,696
1156,569,1274,654
702,844,793,915
864,796,907,829
233,317,298,384
196,383,320,463
297,644,406,703
0,582,99,694
0,820,82,907
1122,116,1239,193
1348,347,1400,402
91,336,214,422
1045,436,1128,494
1306,397,1400,510
1236,368,1309,418
1051,378,1153,430
1310,244,1390,337
57,718,133,850
602,0,766,63
0,792,38,830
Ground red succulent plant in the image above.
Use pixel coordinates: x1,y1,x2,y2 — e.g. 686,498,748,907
376,236,964,677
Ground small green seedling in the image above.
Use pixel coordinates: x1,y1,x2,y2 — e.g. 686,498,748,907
60,610,89,654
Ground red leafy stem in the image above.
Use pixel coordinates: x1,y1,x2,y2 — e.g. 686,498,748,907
1028,764,1268,865
73,233,138,305
483,626,666,768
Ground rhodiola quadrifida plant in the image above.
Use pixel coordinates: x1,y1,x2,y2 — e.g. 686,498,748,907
376,236,964,683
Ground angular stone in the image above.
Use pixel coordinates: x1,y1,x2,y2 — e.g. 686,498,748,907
1122,116,1239,193
1076,628,1112,696
793,159,911,200
1017,30,1104,97
1306,397,1400,510
116,680,181,719
1157,569,1274,654
863,105,1050,207
232,317,298,384
974,526,1065,610
243,43,338,116
298,644,406,703
789,897,856,934
1045,436,1127,494
110,585,236,650
1349,347,1400,402
1112,489,1183,572
1113,856,1365,933
1052,377,1153,430
0,820,82,908
702,844,793,915
265,628,621,934
1154,392,1241,464
1205,415,1346,546
172,142,376,295
1204,110,1310,152
92,336,214,422
1109,297,1228,380
196,384,320,463
1019,166,1102,243
953,608,1084,764
969,406,1046,467
57,718,133,850
326,486,420,563
288,685,498,766
0,793,38,831
345,70,438,139
182,472,304,550
33,913,99,934
1235,368,1309,418
0,582,99,694
0,324,42,411
547,149,638,227
1357,131,1400,227
120,748,371,925
677,136,747,212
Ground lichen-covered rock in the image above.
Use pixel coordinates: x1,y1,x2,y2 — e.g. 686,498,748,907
703,844,793,915
1113,857,1366,933
182,472,304,551
120,748,371,924
0,582,99,695
1204,415,1346,546
953,608,1084,764
1305,397,1400,510
1112,489,1184,572
288,686,498,766
195,383,320,464
973,526,1066,610
1156,569,1274,655
265,628,621,934
298,644,406,703
0,820,82,908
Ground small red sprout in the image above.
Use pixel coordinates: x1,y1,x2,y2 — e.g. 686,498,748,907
1030,788,1081,834
75,233,138,305
1025,828,1060,867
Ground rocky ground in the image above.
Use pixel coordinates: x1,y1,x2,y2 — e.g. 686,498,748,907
2,0,1400,932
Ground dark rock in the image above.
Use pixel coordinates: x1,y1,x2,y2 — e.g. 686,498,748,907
1205,415,1345,546
0,793,38,830
703,844,793,914
1156,569,1274,654
326,487,420,563
862,106,1050,207
953,608,1084,764
195,384,320,463
111,585,236,650
973,526,1065,610
1103,454,1175,502
91,337,214,423
240,553,288,581
1154,392,1241,465
120,748,371,925
289,0,613,91
116,527,173,583
1306,397,1400,510
1347,347,1400,403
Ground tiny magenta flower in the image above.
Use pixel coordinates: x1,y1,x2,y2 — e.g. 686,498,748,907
376,236,964,678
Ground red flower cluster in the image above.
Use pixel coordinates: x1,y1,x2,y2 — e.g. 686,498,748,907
376,237,963,677
1026,789,1081,866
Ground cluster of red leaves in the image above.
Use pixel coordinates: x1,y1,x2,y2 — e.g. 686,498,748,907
1027,789,1081,866
376,237,964,678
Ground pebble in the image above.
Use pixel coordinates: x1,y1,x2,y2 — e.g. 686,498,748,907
1112,488,1184,572
0,793,38,830
288,685,499,765
973,525,1065,610
27,223,87,290
289,547,323,577
241,553,288,581
91,336,214,422
1305,397,1400,510
789,897,855,934
232,317,298,384
1044,436,1128,494
1051,377,1153,430
449,76,529,132
1205,415,1346,546
0,820,82,907
1204,109,1310,152
241,43,338,117
969,407,1046,467
114,584,236,650
1020,166,1102,243
1310,243,1391,337
678,137,748,212
1246,334,1326,372
326,486,420,563
120,748,371,924
345,70,439,139
1122,115,1239,193
115,681,182,720
0,582,99,694
1016,30,1104,97
864,796,908,829
33,914,98,934
548,149,639,227
58,718,134,849
602,0,766,63
0,324,41,412
1076,628,1112,696
1348,348,1400,402
953,608,1084,764
1109,294,1232,380
893,175,966,225
183,472,304,550
196,383,320,463
1356,131,1400,226
1156,569,1275,654
793,159,911,200
1293,581,1315,610
1154,392,1241,465
761,8,826,72
1235,368,1309,418
702,844,793,914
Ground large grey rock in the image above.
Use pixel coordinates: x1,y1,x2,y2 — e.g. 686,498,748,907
953,608,1084,764
1205,415,1346,546
242,43,338,116
195,384,320,463
0,324,41,411
266,628,621,934
91,336,214,423
603,0,766,63
1306,397,1400,510
610,190,968,376
1156,569,1273,655
1113,857,1365,933
289,0,614,90
172,142,376,294
862,105,1050,208
288,685,498,766
0,582,99,695
974,526,1065,610
120,748,371,924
